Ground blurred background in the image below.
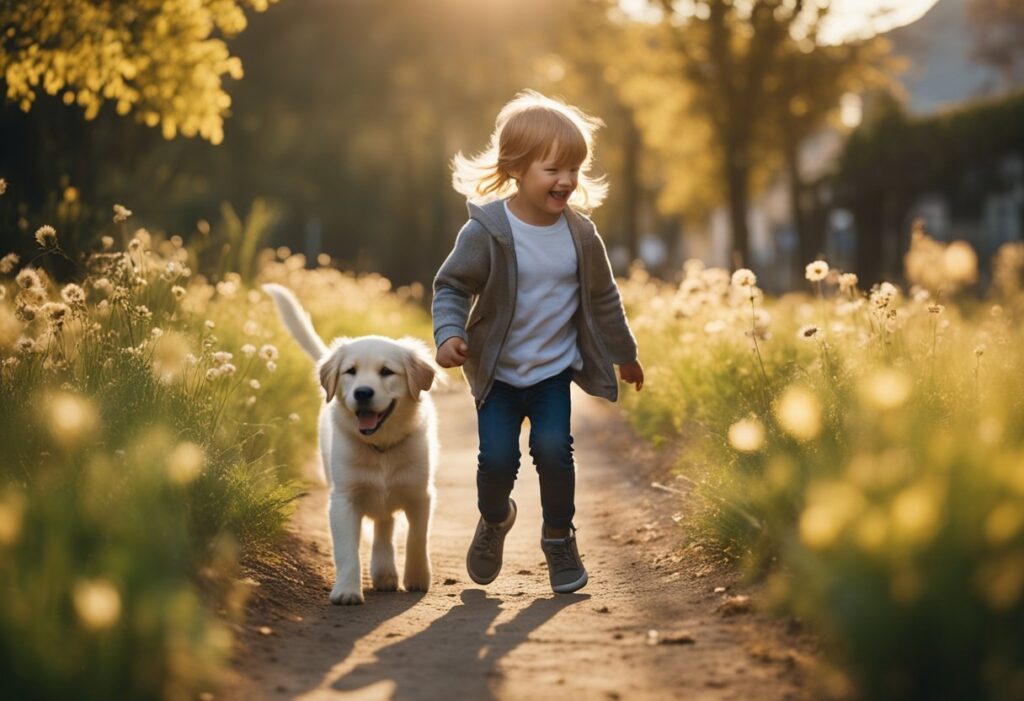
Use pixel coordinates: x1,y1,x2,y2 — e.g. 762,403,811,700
1,0,1022,292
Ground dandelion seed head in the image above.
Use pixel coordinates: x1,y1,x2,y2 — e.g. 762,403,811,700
212,351,233,365
171,285,186,300
112,204,132,223
728,417,765,453
0,253,19,274
731,268,756,288
16,268,40,289
259,344,278,361
774,386,822,441
241,344,256,357
73,579,121,630
205,368,221,381
61,283,85,306
220,363,237,376
150,327,163,339
100,236,114,250
805,260,829,282
838,273,858,291
34,225,58,249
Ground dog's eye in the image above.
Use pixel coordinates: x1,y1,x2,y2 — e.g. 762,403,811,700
343,367,356,375
380,367,394,377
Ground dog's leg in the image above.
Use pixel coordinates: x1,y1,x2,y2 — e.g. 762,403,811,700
370,515,399,591
328,492,364,605
402,496,433,592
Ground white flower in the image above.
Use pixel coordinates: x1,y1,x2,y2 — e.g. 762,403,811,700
101,236,114,250
0,252,19,274
205,368,221,381
171,286,186,300
266,361,277,373
212,351,233,365
113,204,132,223
838,273,858,291
220,363,237,376
151,327,163,339
204,320,215,329
259,344,278,361
249,379,260,390
60,283,86,306
731,268,756,288
241,344,256,357
805,260,829,282
16,268,40,289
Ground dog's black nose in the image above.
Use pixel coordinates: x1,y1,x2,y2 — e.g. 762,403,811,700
354,386,375,403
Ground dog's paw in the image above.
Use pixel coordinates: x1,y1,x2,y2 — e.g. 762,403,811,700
403,572,431,593
330,585,365,606
372,569,399,592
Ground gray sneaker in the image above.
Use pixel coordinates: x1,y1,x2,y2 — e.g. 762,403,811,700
466,498,517,585
541,527,589,593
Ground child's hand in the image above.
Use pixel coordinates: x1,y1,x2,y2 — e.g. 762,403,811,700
436,337,469,368
618,360,644,391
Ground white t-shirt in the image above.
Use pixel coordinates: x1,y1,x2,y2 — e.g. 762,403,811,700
494,201,584,387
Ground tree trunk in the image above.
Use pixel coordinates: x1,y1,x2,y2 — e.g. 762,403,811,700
724,140,751,267
622,114,641,264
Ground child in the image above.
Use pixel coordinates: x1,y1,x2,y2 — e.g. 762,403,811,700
432,90,644,594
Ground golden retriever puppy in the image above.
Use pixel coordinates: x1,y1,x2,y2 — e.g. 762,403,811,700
263,283,440,605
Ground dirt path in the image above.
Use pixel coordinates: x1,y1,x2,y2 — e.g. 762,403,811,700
223,386,818,700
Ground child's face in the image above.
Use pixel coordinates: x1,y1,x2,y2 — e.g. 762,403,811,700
511,152,580,224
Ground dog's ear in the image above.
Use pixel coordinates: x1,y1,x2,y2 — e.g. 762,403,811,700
400,338,441,400
318,342,349,403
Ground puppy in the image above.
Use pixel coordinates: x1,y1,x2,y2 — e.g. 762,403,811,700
263,283,440,605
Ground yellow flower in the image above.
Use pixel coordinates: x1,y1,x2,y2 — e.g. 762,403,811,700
73,578,122,630
774,386,822,441
728,417,765,453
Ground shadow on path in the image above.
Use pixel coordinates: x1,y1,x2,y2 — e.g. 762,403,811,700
329,589,588,700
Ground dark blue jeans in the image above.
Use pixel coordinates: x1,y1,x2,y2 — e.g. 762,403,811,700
476,366,575,529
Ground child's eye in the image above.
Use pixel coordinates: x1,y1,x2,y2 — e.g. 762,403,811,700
380,367,394,377
344,367,356,375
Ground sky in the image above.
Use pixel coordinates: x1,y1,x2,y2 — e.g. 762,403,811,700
617,0,943,44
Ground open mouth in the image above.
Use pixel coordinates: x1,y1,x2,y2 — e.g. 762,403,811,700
356,399,397,435
549,190,570,203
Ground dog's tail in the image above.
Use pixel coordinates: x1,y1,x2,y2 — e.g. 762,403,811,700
262,283,329,360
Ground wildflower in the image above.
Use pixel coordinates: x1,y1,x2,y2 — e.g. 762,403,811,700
112,204,132,223
838,273,858,291
135,305,152,320
92,278,112,294
34,225,58,250
241,344,256,357
871,282,898,308
61,283,86,306
249,379,260,390
703,320,726,335
101,236,114,250
266,361,277,373
0,253,18,274
728,417,765,453
206,368,222,381
15,337,37,354
16,268,40,289
205,320,216,330
805,260,829,282
774,386,822,441
220,363,237,376
185,353,198,366
683,259,705,278
171,285,186,300
797,325,819,340
41,302,69,328
928,304,944,315
162,260,181,281
151,327,163,339
259,344,279,361
731,268,757,288
73,579,121,630
212,351,233,365
167,442,205,484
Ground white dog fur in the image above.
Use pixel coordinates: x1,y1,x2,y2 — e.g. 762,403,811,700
263,283,440,605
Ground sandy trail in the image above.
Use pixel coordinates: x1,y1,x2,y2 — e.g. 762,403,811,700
224,386,815,700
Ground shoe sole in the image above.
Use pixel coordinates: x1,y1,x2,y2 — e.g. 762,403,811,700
466,499,517,585
551,569,588,594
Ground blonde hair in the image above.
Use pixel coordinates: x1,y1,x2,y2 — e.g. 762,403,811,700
451,90,608,210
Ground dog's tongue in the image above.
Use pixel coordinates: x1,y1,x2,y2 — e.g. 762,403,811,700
357,411,380,431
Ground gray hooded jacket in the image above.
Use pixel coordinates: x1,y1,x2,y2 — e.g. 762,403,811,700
432,199,638,407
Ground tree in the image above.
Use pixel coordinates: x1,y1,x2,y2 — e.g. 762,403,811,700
0,0,278,144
